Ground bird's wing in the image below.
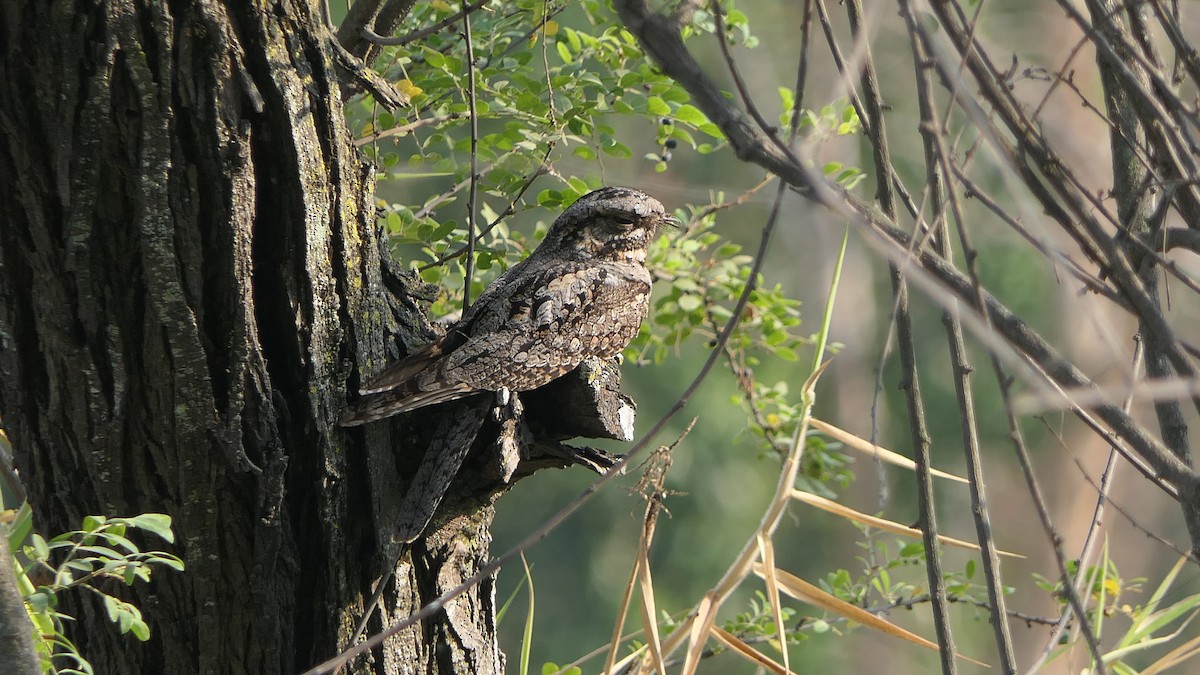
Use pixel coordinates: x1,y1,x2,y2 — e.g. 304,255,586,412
356,328,469,395
339,377,477,426
442,261,652,392
340,327,477,426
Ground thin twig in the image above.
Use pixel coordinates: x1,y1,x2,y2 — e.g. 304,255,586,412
906,17,1105,669
843,0,957,668
417,147,552,272
708,0,798,166
540,0,558,127
898,2,1017,669
926,3,1200,427
603,422,690,675
1027,342,1146,671
359,0,493,47
811,0,922,222
462,2,479,310
990,276,1109,674
354,113,460,146
412,153,509,219
615,0,1200,555
1036,410,1192,559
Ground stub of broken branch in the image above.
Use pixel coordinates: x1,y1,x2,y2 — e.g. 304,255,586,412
483,357,635,481
522,357,637,442
422,357,632,538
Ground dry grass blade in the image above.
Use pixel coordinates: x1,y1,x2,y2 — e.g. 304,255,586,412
711,625,789,674
552,625,647,674
756,533,792,673
605,644,648,675
610,436,681,675
630,440,680,675
790,490,1025,559
752,563,990,668
682,594,718,675
604,557,639,675
810,419,968,483
636,554,666,675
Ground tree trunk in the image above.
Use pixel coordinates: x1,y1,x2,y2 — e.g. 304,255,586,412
0,1,503,672
0,546,40,675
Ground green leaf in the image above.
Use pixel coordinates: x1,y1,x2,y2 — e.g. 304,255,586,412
103,595,121,622
673,104,707,126
429,220,457,242
421,46,447,69
6,502,33,553
30,534,49,561
601,140,632,158
156,555,186,572
385,212,403,233
564,27,582,53
118,607,134,633
95,531,139,553
555,40,572,64
27,588,55,612
566,176,590,194
536,190,563,207
646,96,671,116
78,543,129,559
775,347,799,362
677,294,703,312
778,87,795,113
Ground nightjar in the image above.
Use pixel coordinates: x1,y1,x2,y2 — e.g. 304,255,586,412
340,186,676,425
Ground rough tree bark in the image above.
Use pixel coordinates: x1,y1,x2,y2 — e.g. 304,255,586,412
0,2,622,673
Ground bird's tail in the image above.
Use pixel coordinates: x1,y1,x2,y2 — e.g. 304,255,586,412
338,381,476,426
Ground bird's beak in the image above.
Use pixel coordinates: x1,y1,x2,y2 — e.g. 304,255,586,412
661,214,683,229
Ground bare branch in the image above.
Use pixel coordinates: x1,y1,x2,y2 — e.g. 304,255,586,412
359,0,493,47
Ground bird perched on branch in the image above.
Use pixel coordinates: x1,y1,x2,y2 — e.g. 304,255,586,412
340,186,677,426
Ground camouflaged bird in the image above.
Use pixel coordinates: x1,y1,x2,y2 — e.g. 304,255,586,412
340,187,676,426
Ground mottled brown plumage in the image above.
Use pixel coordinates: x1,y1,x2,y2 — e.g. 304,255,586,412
341,187,675,426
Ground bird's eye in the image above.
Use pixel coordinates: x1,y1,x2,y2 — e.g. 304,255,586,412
614,216,635,226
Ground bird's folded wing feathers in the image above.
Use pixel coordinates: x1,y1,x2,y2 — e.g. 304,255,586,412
357,329,468,394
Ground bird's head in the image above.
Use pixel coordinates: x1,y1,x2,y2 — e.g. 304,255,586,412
542,187,678,263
